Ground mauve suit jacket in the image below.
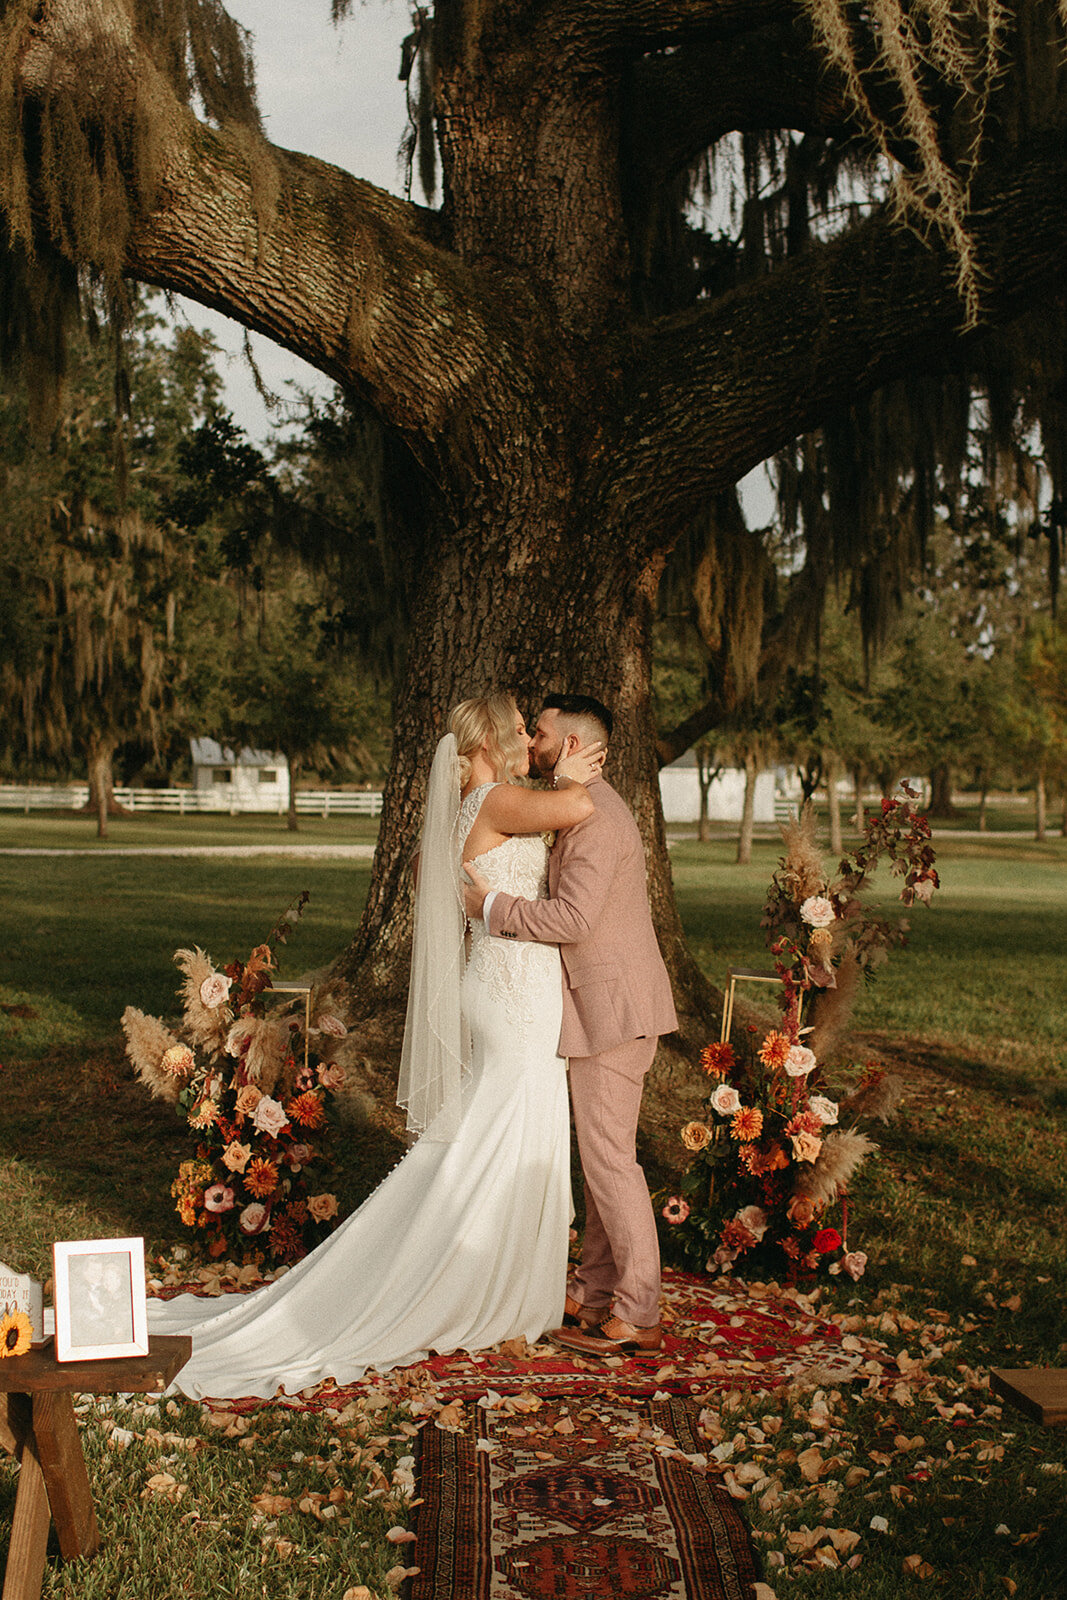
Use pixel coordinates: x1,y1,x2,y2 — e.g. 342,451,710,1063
485,775,678,1059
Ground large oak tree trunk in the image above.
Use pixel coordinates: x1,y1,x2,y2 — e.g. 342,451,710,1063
319,492,710,1077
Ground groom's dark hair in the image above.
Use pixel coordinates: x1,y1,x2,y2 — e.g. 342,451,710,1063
542,692,613,742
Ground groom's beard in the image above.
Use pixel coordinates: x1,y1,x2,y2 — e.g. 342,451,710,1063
531,739,565,781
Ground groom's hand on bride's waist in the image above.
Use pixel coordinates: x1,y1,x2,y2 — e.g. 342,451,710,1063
462,861,489,920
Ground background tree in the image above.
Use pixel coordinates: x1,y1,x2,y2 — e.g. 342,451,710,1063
4,0,1067,1067
0,301,227,835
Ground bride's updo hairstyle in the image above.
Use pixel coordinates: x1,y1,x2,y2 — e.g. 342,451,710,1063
449,694,528,787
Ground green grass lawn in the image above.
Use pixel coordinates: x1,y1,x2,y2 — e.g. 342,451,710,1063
2,823,1066,1598
0,810,380,850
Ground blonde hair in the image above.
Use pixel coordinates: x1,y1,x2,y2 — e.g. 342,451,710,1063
449,694,527,786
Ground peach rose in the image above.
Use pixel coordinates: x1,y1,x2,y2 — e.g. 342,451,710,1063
681,1120,711,1152
234,1085,262,1117
790,1130,822,1163
307,1193,339,1222
317,1063,347,1092
222,1141,252,1173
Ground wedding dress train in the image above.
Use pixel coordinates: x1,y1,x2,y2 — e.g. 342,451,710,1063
149,785,570,1399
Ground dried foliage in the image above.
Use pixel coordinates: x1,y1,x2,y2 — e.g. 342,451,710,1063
801,0,1007,323
0,0,264,402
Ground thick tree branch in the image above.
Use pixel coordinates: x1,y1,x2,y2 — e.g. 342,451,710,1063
629,25,852,179
600,132,1067,547
124,119,540,454
657,696,727,766
556,0,796,54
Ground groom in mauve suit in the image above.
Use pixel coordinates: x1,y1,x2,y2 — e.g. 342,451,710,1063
462,692,677,1354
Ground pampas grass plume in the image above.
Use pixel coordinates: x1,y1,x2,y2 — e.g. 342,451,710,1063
778,804,827,902
121,1006,183,1104
840,1072,904,1124
174,946,231,1054
243,1014,293,1096
795,1129,878,1208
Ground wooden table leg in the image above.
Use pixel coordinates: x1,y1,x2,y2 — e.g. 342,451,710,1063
31,1394,98,1563
1,1395,51,1600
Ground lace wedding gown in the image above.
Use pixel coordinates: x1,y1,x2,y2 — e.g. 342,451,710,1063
149,785,570,1399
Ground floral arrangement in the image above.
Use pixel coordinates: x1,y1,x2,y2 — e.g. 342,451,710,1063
121,896,349,1267
662,792,938,1282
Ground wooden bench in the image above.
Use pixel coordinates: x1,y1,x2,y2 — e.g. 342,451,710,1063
990,1368,1067,1426
0,1335,191,1600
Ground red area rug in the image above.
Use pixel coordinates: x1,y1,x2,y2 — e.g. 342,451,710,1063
155,1267,888,1411
410,1393,760,1600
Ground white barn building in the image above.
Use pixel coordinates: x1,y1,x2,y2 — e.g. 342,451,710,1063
658,750,778,824
189,738,290,813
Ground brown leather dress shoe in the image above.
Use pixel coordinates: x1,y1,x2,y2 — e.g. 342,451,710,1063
561,1293,609,1331
551,1314,663,1356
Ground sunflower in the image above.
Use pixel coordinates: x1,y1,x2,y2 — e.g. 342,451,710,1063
1,1310,32,1358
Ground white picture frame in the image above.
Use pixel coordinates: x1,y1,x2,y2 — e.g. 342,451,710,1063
53,1237,149,1362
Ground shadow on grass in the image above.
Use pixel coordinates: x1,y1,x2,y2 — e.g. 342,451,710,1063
0,1044,404,1280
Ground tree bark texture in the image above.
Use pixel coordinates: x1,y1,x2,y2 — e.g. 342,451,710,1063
13,0,1067,1078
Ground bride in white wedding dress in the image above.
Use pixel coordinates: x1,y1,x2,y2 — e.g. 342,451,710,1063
149,695,602,1400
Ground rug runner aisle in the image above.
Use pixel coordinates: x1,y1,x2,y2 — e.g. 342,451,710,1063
410,1394,761,1600
152,1269,892,1412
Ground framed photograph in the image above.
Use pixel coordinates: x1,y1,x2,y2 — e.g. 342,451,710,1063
53,1237,149,1362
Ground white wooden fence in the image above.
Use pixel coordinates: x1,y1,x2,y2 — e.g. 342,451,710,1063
0,785,383,818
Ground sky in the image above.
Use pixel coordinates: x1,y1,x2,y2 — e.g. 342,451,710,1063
171,0,412,440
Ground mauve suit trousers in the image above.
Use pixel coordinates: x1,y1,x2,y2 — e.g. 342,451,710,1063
486,775,677,1326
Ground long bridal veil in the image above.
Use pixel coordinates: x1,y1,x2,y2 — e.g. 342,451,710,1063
395,731,472,1143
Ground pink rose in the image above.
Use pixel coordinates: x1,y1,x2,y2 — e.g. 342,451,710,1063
710,1083,742,1116
252,1096,290,1138
315,1015,348,1037
307,1193,338,1222
238,1203,270,1235
785,1044,817,1077
160,1043,195,1078
203,1183,235,1214
198,973,231,1008
808,1094,839,1124
790,1130,823,1163
285,1142,312,1170
736,1204,768,1241
317,1063,347,1092
800,895,835,928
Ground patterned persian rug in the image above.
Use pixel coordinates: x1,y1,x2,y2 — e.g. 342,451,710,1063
410,1393,760,1600
154,1267,890,1410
